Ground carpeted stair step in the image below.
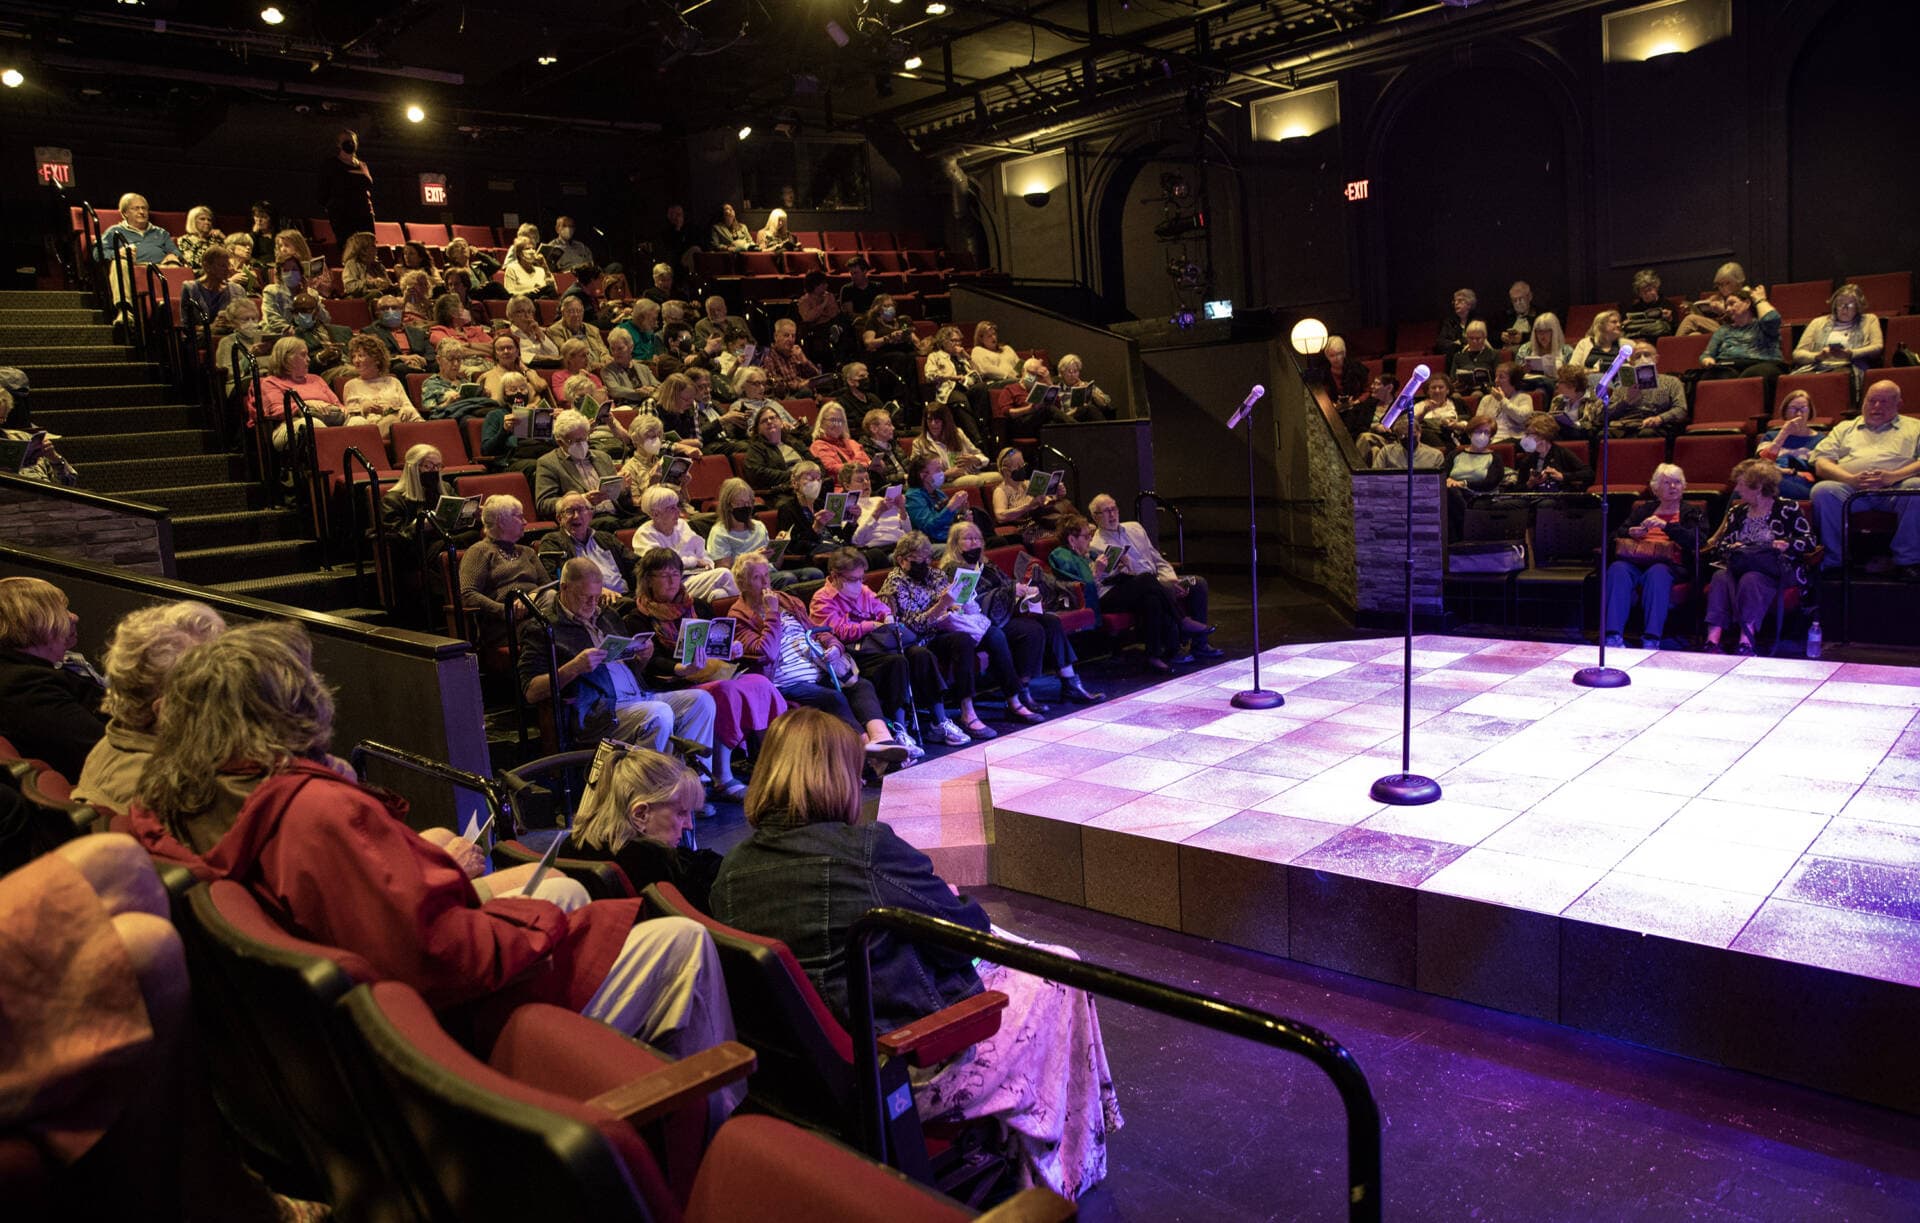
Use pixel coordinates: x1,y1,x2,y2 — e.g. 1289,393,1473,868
175,539,326,586
59,429,216,464
28,384,182,410
119,481,263,516
0,323,118,347
77,452,247,494
0,290,90,308
32,404,200,435
206,569,364,612
5,345,143,365
171,508,305,551
0,308,105,327
12,361,161,388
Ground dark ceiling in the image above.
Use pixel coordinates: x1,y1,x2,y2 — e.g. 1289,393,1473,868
0,0,1399,152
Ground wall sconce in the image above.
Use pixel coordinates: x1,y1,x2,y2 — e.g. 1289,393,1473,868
1022,190,1051,208
999,148,1067,203
1602,0,1732,64
1290,318,1329,357
1250,81,1339,144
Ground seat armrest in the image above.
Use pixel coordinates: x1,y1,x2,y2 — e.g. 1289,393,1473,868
977,1187,1077,1223
876,990,1009,1068
586,1041,757,1128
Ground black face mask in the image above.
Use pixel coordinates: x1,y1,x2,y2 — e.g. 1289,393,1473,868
960,547,983,564
731,507,753,524
340,138,356,153
908,560,930,580
420,471,442,503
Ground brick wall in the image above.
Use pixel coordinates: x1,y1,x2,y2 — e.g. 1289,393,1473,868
0,483,173,577
1352,471,1444,616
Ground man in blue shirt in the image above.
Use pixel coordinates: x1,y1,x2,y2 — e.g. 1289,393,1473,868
92,193,181,322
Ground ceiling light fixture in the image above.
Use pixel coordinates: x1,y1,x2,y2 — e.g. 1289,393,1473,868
1,68,22,88
260,6,285,24
903,54,923,70
536,54,558,66
925,1,948,12
405,103,426,123
737,125,753,140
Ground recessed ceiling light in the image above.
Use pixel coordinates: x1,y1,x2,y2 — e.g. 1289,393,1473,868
260,6,285,25
903,54,923,70
405,103,426,123
536,54,558,65
925,1,948,12
737,125,753,140
1,68,22,88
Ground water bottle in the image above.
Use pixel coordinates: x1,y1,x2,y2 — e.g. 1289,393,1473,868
1805,620,1822,660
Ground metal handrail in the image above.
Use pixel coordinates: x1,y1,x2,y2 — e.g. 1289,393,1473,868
846,908,1383,1221
505,585,564,753
1035,441,1081,505
342,445,386,606
1132,489,1185,564
413,511,461,634
348,740,508,848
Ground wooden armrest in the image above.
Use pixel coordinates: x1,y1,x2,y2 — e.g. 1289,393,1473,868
976,1187,1076,1223
876,990,1008,1068
586,1041,756,1128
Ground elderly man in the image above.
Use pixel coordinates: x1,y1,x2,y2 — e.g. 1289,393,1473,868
1088,493,1220,661
1605,346,1690,438
600,328,657,404
1809,380,1920,580
361,293,431,373
1448,320,1499,390
544,295,611,369
643,261,679,306
693,296,752,351
762,318,825,399
537,492,638,600
547,216,595,272
1499,281,1539,348
534,410,635,522
93,193,182,321
520,555,719,754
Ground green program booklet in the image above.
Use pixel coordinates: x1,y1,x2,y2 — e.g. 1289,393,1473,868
946,566,982,606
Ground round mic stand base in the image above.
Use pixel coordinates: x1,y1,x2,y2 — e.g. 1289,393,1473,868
1572,665,1632,689
1371,773,1442,805
1232,688,1285,710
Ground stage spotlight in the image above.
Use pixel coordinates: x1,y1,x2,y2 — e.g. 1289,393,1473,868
1290,317,1329,356
737,124,753,140
903,54,923,70
1,68,22,88
404,103,426,123
260,6,285,24
926,1,949,11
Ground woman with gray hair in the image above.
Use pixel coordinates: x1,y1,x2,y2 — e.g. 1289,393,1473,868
73,601,226,813
1436,287,1481,353
635,484,738,602
459,494,547,648
1602,464,1704,650
1621,268,1681,340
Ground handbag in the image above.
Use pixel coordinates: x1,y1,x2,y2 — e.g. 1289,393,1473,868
1725,543,1786,580
854,622,918,655
1616,536,1681,567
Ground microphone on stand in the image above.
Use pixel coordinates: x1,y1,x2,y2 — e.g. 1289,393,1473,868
1227,383,1265,430
1379,364,1431,431
1593,340,1635,397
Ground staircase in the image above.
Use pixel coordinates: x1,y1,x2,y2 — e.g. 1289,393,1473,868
4,288,370,613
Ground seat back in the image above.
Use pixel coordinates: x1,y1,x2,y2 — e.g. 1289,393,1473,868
405,222,450,247
1768,278,1835,321
822,231,861,252
1530,498,1604,568
1844,271,1911,317
1460,504,1530,544
641,884,859,1129
1595,436,1667,491
1671,433,1751,491
392,417,480,466
374,221,407,247
346,981,663,1223
1394,319,1440,353
687,454,735,509
327,295,372,329
1564,302,1613,340
740,251,782,278
313,423,398,486
1692,379,1765,429
453,470,538,518
493,837,637,899
686,1115,975,1223
450,224,495,248
1774,370,1850,419
1656,333,1709,374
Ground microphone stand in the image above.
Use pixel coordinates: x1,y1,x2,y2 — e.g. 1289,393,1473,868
1229,385,1282,710
1371,381,1440,806
1574,353,1632,689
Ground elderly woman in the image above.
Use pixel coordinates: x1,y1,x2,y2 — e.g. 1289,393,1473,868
500,295,557,367
1435,288,1480,353
808,401,871,481
222,232,263,294
755,207,798,252
744,403,808,493
923,325,996,444
913,403,1000,494
840,461,910,565
1055,353,1114,421
1621,269,1681,341
1471,362,1536,442
727,553,909,775
0,577,106,780
630,547,785,799
1547,364,1599,440
1,386,79,487
1676,261,1747,338
254,336,345,449
72,602,226,813
397,270,436,328
382,443,478,548
502,238,556,299
1757,389,1826,500
1792,283,1884,376
1051,512,1181,672
707,477,823,589
340,334,422,438
176,205,220,272
548,340,608,409
709,203,755,253
1512,414,1592,492
616,413,690,496
428,293,494,362
1702,458,1818,655
130,621,737,1071
459,494,548,648
1570,311,1626,370
880,531,1017,738
944,521,1101,707
991,445,1072,535
1603,464,1705,650
533,407,632,521
568,746,725,912
711,708,1123,1199
546,296,611,369
1514,312,1571,392
634,485,739,603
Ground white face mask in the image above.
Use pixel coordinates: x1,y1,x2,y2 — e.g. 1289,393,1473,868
1521,437,1541,454
800,480,822,502
642,437,662,455
565,440,590,460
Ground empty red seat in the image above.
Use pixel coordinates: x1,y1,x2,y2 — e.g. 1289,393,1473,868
1564,302,1614,341
405,222,450,247
327,296,372,329
859,231,896,251
1595,436,1669,495
1882,315,1920,363
373,221,406,247
693,251,736,278
389,419,484,474
867,251,907,273
1773,370,1851,419
740,251,783,278
1688,379,1766,436
452,471,555,532
450,224,495,248
1395,320,1440,353
1672,433,1752,495
790,230,822,249
1767,279,1834,322
822,231,861,252
308,218,337,248
1656,333,1709,374
687,454,735,509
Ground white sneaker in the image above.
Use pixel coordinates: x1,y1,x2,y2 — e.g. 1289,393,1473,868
888,721,927,759
933,718,971,747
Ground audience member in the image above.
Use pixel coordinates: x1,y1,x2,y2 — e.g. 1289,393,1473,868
1547,364,1599,440
1603,464,1702,649
808,401,871,480
744,403,809,493
905,452,977,544
538,493,639,599
1473,363,1537,442
1435,288,1481,353
1791,283,1884,377
1514,312,1570,391
761,318,826,399
534,409,633,523
709,708,1122,1199
992,445,1072,536
255,337,345,448
756,207,799,252
1087,494,1217,661
548,342,608,409
569,744,724,912
502,238,556,298
1699,286,1784,384
0,577,106,780
1513,414,1592,491
1702,458,1817,653
970,320,1023,383
839,461,910,562
944,520,1102,706
319,129,376,242
340,334,422,438
1808,380,1920,579
1756,390,1824,499
1621,269,1680,341
175,205,219,271
839,257,882,318
1675,261,1746,337
635,485,739,602
179,246,248,327
1,385,79,485
262,253,323,334
862,406,912,490
807,546,944,752
1498,281,1541,348
93,193,181,321
363,293,431,373
506,295,561,364
1605,348,1690,438
459,495,548,650
706,477,823,589
1448,321,1500,388
708,203,755,252
913,402,1000,497
854,296,920,397
733,367,813,444
1055,353,1115,421
71,601,226,813
547,216,595,272
1570,310,1625,370
338,231,389,298
924,325,997,444
880,533,1001,740
601,327,659,404
547,296,611,369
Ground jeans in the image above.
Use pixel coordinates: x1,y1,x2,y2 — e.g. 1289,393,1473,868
1604,560,1677,637
1809,478,1920,568
778,677,885,729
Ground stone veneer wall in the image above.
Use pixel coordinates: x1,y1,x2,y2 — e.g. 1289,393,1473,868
1351,471,1444,616
0,479,173,577
1298,396,1358,611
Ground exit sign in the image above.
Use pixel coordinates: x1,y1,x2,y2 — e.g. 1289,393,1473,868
419,173,448,206
35,146,73,187
1344,179,1369,202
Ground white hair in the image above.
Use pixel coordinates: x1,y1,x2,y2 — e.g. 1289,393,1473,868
480,494,525,532
641,484,682,516
552,408,592,442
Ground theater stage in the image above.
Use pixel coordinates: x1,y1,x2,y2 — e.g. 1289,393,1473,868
875,635,1920,1113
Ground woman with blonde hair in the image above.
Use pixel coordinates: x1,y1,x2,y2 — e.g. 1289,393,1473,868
711,707,1123,1200
807,400,871,480
1570,309,1625,370
177,205,221,272
755,207,797,252
340,333,421,436
567,744,723,911
73,602,226,812
1513,311,1570,392
0,576,104,779
339,231,388,298
255,335,346,448
911,403,999,494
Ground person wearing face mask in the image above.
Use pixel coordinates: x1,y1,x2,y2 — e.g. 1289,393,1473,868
548,216,595,273
616,414,689,496
211,298,273,395
854,296,920,401
1511,415,1592,492
991,445,1073,536
1444,424,1507,538
318,129,376,245
1605,351,1690,439
735,367,813,447
261,254,319,335
905,453,978,545
534,409,636,524
706,477,824,589
879,532,1013,739
381,444,479,551
283,290,348,373
359,294,430,374
941,522,1103,708
860,407,912,492
911,404,999,497
775,461,854,561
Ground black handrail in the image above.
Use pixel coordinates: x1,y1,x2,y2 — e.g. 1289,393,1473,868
413,512,460,634
1036,441,1081,506
342,445,385,606
846,908,1383,1221
498,747,598,838
1838,487,1917,644
1133,490,1186,564
348,739,509,848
